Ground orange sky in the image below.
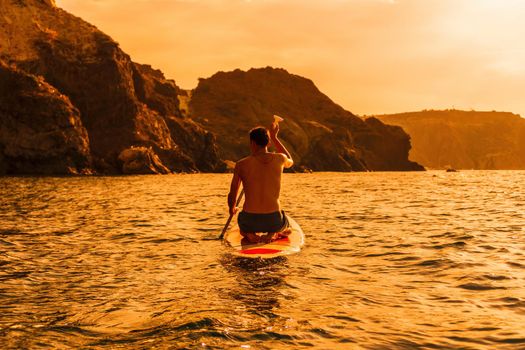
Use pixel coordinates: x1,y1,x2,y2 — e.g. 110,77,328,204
56,0,525,117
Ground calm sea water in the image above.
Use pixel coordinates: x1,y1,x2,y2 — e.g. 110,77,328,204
1,171,524,349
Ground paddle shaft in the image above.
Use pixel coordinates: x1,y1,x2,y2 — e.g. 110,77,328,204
219,189,244,240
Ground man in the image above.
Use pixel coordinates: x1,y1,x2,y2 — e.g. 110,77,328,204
228,118,294,243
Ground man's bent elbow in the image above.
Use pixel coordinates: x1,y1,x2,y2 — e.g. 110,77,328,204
284,158,294,169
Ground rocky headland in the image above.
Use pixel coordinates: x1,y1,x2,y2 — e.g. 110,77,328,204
0,0,423,174
376,110,525,170
0,0,223,174
190,68,423,172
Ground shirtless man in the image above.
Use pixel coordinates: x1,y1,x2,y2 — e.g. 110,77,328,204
228,119,294,243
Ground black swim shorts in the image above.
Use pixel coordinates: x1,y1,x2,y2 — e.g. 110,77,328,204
238,210,289,233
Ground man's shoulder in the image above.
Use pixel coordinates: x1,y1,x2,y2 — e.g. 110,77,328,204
274,152,293,168
272,152,287,162
235,156,251,170
236,156,252,165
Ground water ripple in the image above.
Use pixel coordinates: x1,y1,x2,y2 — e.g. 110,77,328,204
0,171,524,349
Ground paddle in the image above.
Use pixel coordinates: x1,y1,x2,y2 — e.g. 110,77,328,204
219,189,244,240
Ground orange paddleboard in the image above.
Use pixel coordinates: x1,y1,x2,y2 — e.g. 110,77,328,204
223,214,305,259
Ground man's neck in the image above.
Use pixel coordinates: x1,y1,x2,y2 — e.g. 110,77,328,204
251,147,269,156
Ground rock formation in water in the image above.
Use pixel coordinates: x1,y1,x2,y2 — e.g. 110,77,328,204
0,60,91,175
189,67,424,171
0,0,224,174
376,110,525,169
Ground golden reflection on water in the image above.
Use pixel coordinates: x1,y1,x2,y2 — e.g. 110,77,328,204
0,171,524,349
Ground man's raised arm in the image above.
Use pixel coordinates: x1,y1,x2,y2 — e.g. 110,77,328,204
269,121,294,168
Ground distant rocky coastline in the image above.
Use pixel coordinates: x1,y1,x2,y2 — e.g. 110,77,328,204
0,0,423,175
376,110,525,170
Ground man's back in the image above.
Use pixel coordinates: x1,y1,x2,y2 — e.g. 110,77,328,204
237,153,285,214
227,122,293,240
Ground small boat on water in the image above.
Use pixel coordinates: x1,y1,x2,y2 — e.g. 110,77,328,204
223,213,305,259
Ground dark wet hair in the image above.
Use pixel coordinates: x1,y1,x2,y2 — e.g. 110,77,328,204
249,127,270,147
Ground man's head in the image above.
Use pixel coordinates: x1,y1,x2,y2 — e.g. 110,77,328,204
249,127,270,148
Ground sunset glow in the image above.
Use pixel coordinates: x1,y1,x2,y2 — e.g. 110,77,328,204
55,0,525,116
2,0,525,347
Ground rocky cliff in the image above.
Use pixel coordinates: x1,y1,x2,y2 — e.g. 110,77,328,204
190,68,424,171
0,0,223,174
376,110,525,169
0,60,91,175
0,0,423,174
